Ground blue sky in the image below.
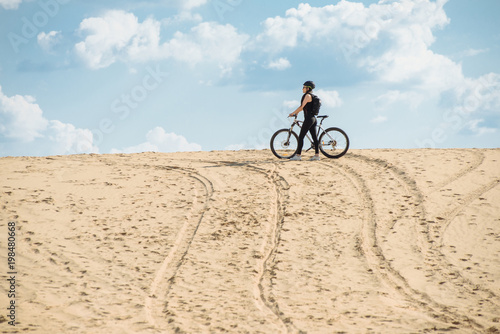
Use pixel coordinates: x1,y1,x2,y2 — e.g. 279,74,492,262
0,0,499,157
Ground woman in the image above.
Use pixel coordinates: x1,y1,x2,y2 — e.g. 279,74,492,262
288,81,320,161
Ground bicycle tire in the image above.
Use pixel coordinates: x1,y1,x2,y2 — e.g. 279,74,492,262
319,127,349,159
270,128,299,159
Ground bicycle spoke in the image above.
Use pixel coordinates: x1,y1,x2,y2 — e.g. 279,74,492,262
319,127,349,159
270,129,299,159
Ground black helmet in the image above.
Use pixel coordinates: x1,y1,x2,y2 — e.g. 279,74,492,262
303,81,315,90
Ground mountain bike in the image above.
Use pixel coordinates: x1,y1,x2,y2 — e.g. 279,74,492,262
270,115,349,159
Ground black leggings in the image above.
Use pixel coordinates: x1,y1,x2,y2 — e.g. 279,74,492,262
297,116,319,155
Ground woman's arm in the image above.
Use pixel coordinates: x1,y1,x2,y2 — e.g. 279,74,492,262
289,94,312,117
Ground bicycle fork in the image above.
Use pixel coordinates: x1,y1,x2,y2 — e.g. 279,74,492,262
286,122,299,145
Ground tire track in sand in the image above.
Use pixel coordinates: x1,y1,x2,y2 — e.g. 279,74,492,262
144,166,213,330
434,179,500,299
348,153,500,330
321,156,484,331
219,161,295,333
437,179,500,249
408,150,500,324
353,154,500,326
428,150,485,195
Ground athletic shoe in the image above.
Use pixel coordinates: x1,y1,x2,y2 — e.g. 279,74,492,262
309,155,320,161
289,155,301,161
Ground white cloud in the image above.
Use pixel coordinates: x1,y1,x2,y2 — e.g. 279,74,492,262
111,127,201,154
75,10,145,69
316,89,342,108
444,73,500,115
162,11,203,25
455,48,489,59
45,120,97,154
266,58,291,70
0,0,23,10
361,43,463,93
125,17,163,63
257,13,302,51
467,119,497,136
161,22,249,74
256,1,453,87
0,86,48,142
453,74,500,135
75,10,249,74
0,85,98,156
371,115,388,124
255,2,380,52
181,0,208,10
37,31,62,53
373,90,424,111
333,0,462,93
283,100,299,109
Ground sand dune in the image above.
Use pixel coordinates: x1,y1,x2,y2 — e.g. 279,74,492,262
1,149,499,333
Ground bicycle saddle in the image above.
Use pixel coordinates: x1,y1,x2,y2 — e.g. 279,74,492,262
317,115,329,119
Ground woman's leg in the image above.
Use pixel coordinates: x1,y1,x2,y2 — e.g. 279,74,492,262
296,117,314,156
308,117,319,154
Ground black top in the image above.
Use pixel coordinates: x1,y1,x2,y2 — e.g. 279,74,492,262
301,93,313,117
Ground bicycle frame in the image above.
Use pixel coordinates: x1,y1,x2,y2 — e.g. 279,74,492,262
289,116,328,152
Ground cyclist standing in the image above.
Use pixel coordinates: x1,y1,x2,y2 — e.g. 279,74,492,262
288,81,320,161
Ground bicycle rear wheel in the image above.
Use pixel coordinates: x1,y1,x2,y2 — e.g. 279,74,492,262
270,129,299,159
319,127,349,158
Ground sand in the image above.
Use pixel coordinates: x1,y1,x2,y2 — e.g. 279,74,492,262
0,149,499,333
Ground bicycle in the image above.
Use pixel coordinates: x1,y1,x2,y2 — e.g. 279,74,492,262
270,115,349,159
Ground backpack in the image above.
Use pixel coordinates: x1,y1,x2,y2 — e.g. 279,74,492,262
310,94,321,116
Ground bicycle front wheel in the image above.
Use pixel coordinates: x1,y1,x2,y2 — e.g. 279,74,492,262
319,127,349,158
270,129,299,159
